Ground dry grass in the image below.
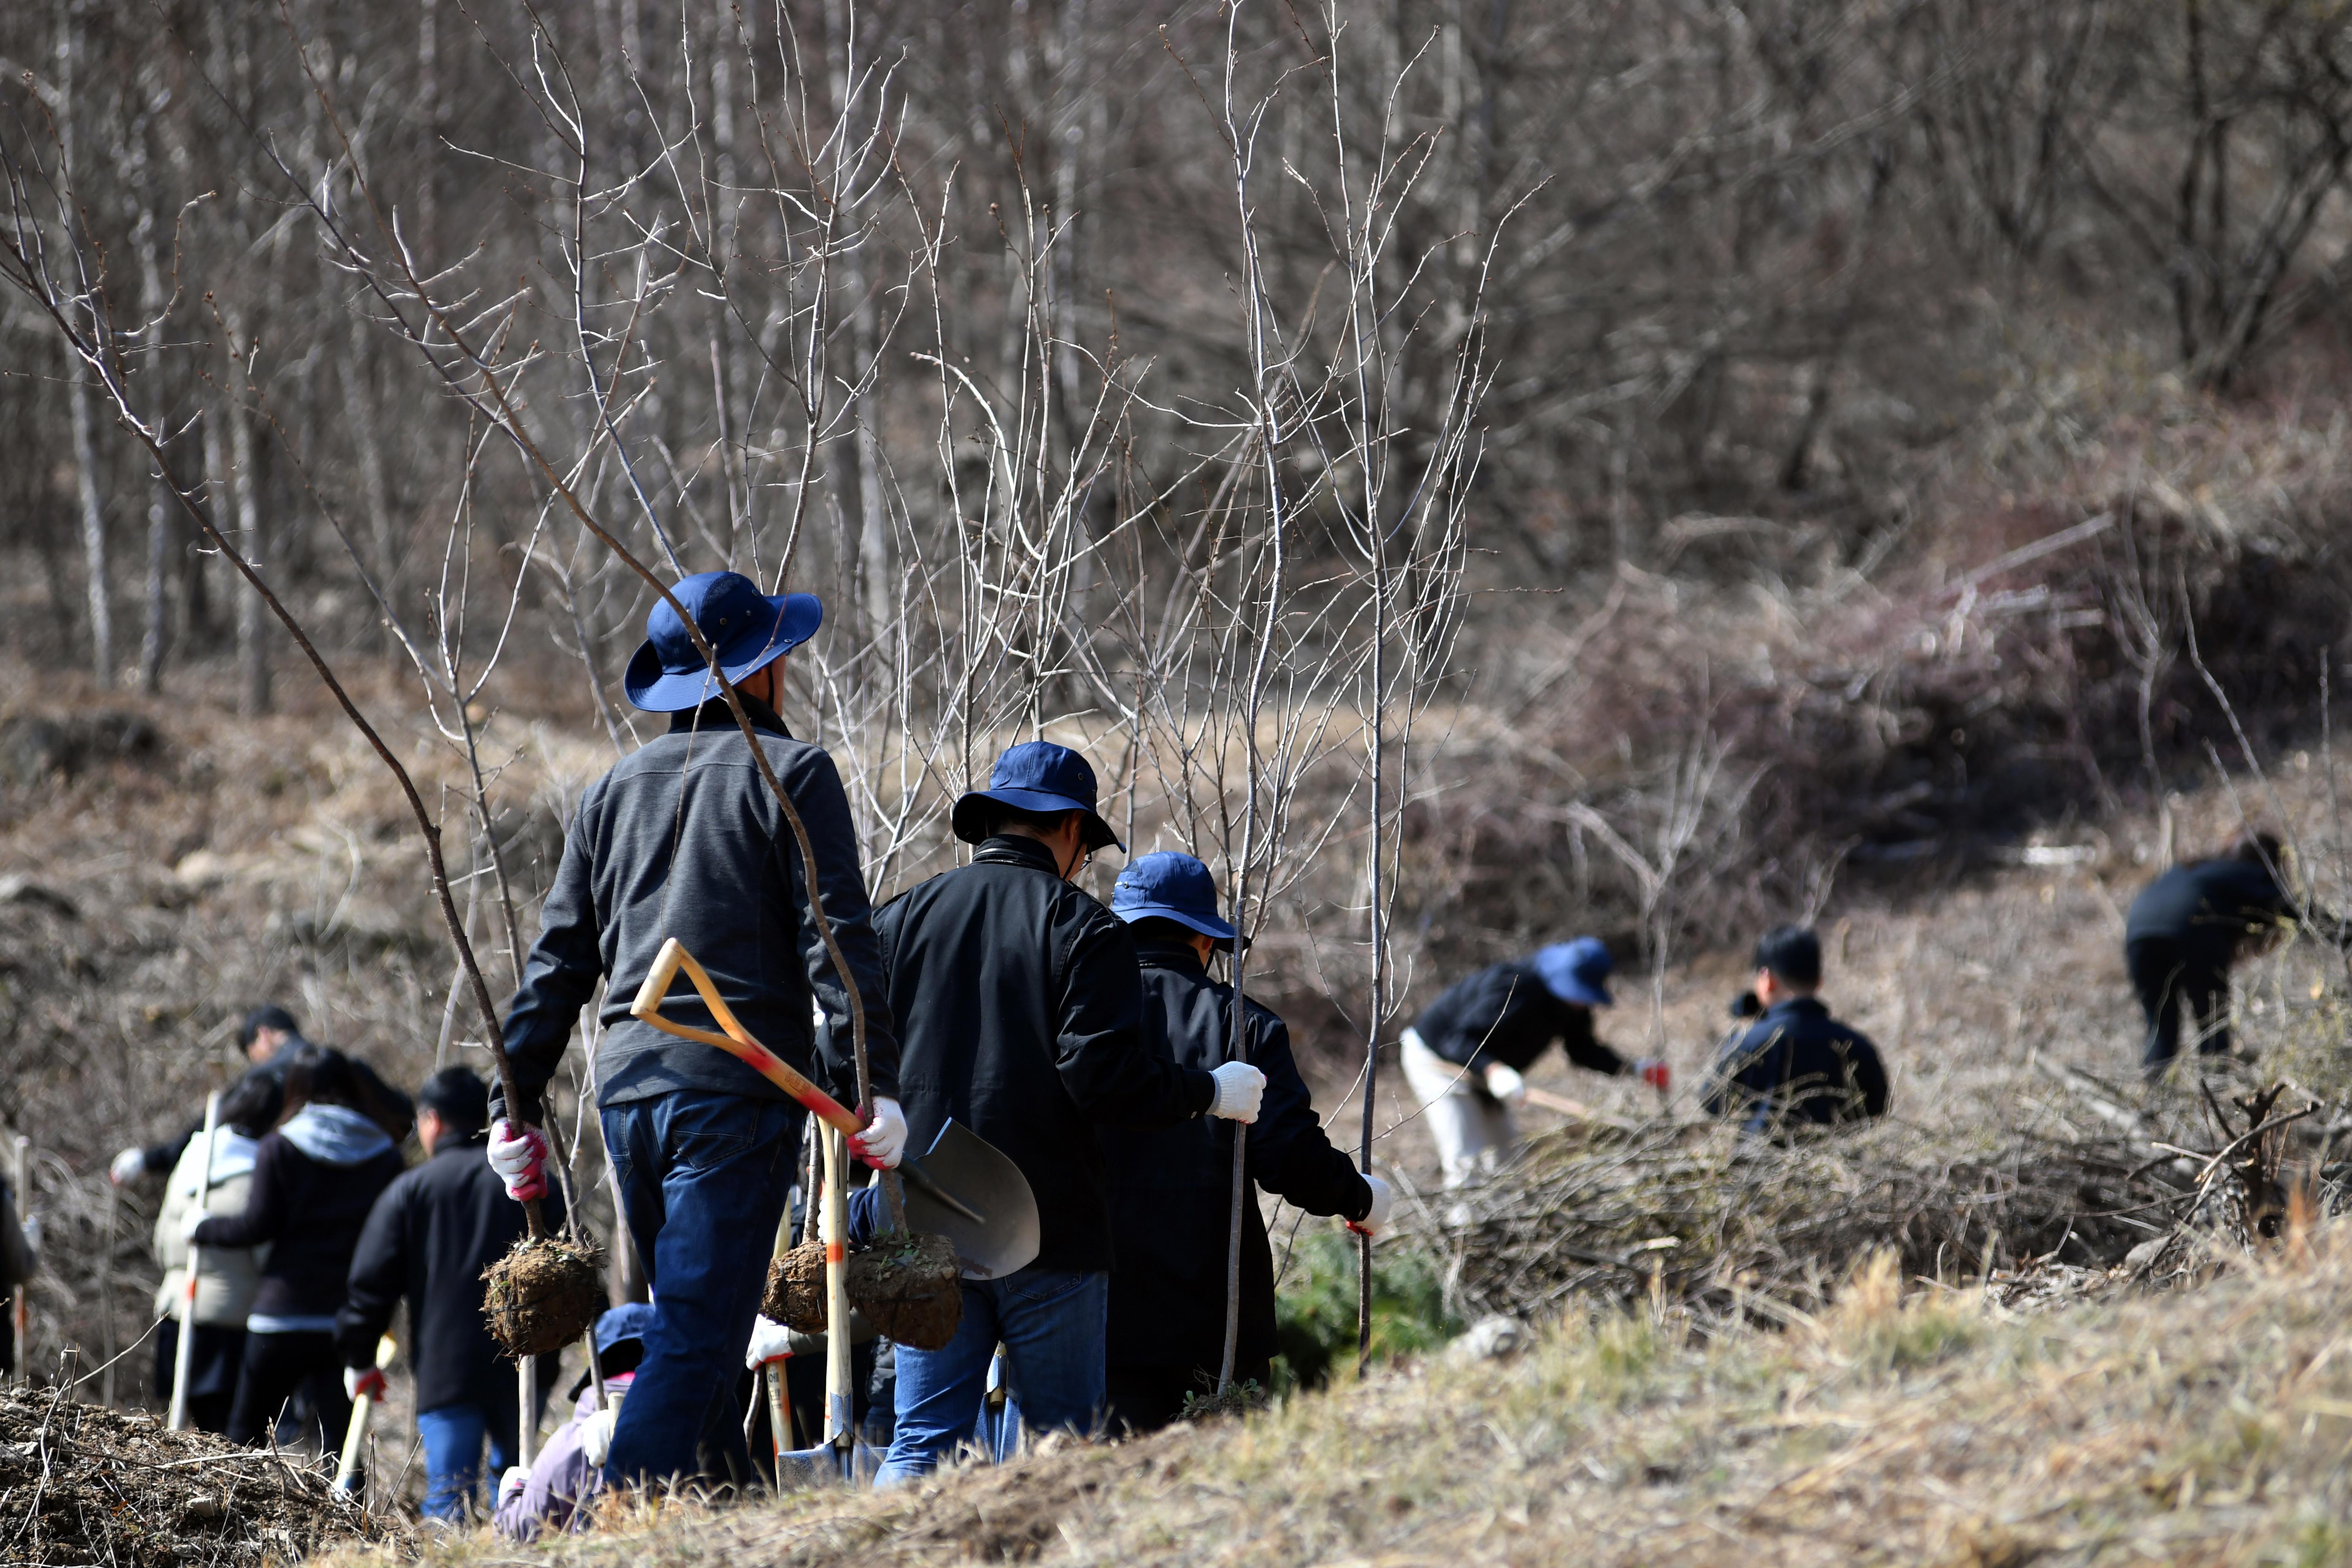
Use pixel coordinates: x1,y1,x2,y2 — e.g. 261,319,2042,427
321,1224,2352,1567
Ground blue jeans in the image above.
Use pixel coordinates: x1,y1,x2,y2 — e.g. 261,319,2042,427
874,1266,1107,1486
416,1401,521,1522
602,1091,803,1489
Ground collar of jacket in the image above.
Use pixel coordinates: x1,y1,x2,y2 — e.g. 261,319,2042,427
666,694,789,737
971,834,1064,875
1762,996,1830,1024
1132,936,1207,975
430,1131,490,1160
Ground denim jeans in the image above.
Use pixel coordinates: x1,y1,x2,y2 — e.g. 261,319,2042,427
602,1091,804,1489
416,1400,523,1522
874,1266,1108,1486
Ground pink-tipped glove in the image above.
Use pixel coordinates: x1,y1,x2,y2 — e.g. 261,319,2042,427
745,1315,794,1370
487,1119,549,1202
1345,1173,1395,1240
343,1366,387,1402
1636,1059,1671,1094
849,1097,907,1170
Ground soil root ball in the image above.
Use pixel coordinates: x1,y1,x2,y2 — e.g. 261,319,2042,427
847,1231,963,1350
766,1240,828,1332
482,1233,606,1358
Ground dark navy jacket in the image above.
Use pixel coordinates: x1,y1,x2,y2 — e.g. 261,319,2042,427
1703,997,1889,1134
338,1134,560,1412
1102,940,1372,1373
2124,859,2294,967
1411,958,1628,1077
874,837,1216,1274
497,697,897,1122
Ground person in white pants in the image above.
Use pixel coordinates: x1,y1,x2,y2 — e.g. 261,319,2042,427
1400,937,1669,1190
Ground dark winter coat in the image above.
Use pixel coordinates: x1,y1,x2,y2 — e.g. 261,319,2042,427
336,1133,560,1413
2124,859,2298,968
874,836,1218,1274
192,1108,406,1323
497,697,898,1123
1102,939,1372,1373
1703,997,1889,1134
1411,958,1628,1077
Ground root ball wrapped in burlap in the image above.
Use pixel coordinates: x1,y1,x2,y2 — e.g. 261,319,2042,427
482,1234,606,1358
847,1232,962,1350
765,1239,829,1332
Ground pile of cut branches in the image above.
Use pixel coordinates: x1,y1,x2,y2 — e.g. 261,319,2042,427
1400,1108,2195,1329
0,1388,406,1566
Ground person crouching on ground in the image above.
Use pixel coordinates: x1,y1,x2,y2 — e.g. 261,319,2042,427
339,1067,559,1522
1703,926,1889,1134
188,1045,405,1454
489,572,902,1493
1100,852,1391,1432
2123,830,2347,1081
1399,938,1667,1190
495,1305,654,1541
869,743,1266,1484
150,1070,280,1434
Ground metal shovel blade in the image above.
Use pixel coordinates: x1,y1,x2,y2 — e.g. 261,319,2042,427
902,1119,1039,1280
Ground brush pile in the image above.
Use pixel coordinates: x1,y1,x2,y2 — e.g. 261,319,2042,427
0,1387,406,1566
1405,1099,2204,1328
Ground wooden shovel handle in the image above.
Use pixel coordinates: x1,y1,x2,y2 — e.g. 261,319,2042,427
630,939,863,1136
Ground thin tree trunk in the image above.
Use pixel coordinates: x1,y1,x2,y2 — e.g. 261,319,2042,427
137,207,172,692
70,357,114,688
342,316,397,656
225,310,270,714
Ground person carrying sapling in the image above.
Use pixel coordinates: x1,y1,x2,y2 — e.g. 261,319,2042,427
490,572,903,1492
1098,852,1391,1432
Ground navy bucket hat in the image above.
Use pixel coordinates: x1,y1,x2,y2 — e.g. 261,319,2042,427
1533,937,1614,1007
623,571,822,713
951,741,1122,852
1111,851,1241,949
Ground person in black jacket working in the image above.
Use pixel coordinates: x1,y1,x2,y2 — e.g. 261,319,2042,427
2123,831,2344,1080
339,1068,558,1521
1704,926,1889,1134
492,571,902,1492
1400,938,1667,1190
1100,852,1391,1432
870,743,1266,1484
188,1045,406,1452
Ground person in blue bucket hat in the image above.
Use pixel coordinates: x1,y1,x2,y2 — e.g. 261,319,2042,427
490,570,905,1494
1399,936,1669,1190
870,745,1267,1484
494,1304,658,1539
1098,852,1392,1432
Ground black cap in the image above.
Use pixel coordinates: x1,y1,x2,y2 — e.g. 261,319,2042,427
1753,926,1822,989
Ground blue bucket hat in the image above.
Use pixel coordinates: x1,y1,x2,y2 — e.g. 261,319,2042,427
591,1302,656,1357
622,571,822,713
1111,851,1240,949
1533,937,1614,1007
951,740,1123,852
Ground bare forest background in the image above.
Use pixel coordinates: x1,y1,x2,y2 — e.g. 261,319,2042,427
9,0,2352,1389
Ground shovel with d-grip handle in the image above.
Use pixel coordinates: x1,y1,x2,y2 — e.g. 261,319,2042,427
627,939,985,1225
334,1334,397,1494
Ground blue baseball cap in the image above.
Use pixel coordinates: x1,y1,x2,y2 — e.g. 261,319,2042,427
1111,851,1240,949
1533,937,1613,1007
622,572,822,712
591,1302,656,1356
951,741,1122,852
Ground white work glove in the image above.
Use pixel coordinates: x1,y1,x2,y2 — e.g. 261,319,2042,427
487,1119,550,1202
849,1097,907,1170
745,1315,794,1369
498,1466,530,1507
1345,1173,1395,1239
1207,1061,1266,1124
109,1148,147,1185
178,1207,209,1244
343,1365,387,1402
579,1405,620,1467
1483,1062,1527,1108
